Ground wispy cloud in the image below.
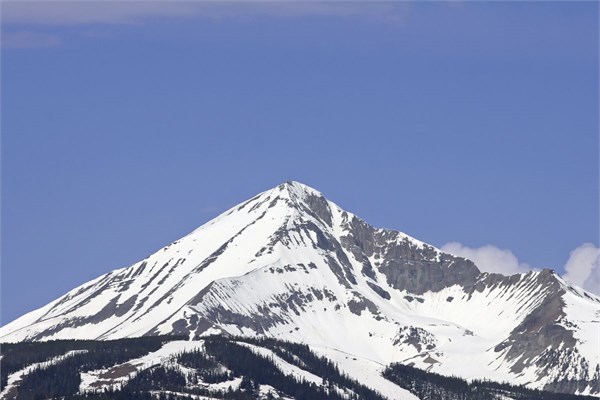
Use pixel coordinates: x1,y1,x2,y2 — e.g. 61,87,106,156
1,30,61,48
1,1,411,26
441,241,600,295
2,1,199,25
1,1,411,50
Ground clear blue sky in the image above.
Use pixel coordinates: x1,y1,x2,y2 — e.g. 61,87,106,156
2,2,598,325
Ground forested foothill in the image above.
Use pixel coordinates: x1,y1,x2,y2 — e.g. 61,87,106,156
1,335,596,400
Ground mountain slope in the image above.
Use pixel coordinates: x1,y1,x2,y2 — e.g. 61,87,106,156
4,336,596,400
2,181,599,396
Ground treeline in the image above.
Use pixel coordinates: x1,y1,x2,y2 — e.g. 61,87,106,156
176,348,233,383
383,362,598,400
4,335,597,400
65,337,368,400
202,335,384,400
3,335,184,399
1,338,88,391
229,335,385,400
66,363,254,400
5,335,385,400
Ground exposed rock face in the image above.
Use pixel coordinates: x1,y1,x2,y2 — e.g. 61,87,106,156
337,215,482,294
393,326,437,354
1,181,599,397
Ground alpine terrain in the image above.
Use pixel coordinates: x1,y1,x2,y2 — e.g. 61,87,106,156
2,181,599,399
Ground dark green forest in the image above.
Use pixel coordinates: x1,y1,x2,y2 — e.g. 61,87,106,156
1,336,181,393
383,362,597,400
1,335,597,400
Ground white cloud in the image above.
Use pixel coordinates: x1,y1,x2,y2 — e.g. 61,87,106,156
1,30,61,48
1,1,411,26
441,241,600,295
563,243,600,295
441,242,532,275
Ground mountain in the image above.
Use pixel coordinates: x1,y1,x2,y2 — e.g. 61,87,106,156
1,336,595,400
2,181,599,397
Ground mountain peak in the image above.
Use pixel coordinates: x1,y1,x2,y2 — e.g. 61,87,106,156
2,183,599,397
268,180,335,227
280,180,305,188
274,180,322,199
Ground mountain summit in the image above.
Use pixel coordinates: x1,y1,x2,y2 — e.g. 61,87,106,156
2,181,599,396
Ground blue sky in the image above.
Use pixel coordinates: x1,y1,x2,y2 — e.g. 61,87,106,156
1,1,598,325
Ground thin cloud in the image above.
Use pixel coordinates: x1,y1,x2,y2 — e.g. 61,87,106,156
441,242,532,276
1,30,61,48
2,1,200,25
1,1,411,26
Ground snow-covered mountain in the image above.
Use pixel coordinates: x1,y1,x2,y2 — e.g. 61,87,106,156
2,181,599,396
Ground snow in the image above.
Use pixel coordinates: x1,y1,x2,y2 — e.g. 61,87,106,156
258,384,293,400
1,181,598,397
311,346,420,400
235,342,322,386
206,377,242,392
80,340,202,393
149,391,219,400
558,283,600,387
0,350,87,400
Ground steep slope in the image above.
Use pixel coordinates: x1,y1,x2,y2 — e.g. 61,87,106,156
2,181,599,396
